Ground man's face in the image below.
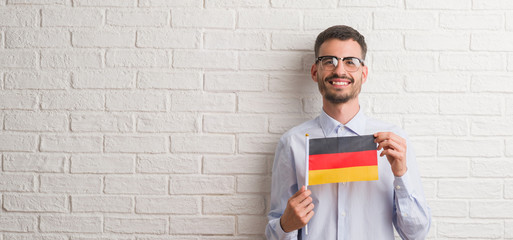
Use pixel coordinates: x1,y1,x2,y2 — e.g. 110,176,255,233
311,39,368,104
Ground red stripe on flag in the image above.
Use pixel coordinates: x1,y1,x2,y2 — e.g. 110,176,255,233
309,150,377,171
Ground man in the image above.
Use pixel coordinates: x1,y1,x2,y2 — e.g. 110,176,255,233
265,25,431,239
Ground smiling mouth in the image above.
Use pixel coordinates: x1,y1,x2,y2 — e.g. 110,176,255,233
329,81,350,86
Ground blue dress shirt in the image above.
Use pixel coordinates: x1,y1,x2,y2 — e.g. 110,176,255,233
266,109,431,240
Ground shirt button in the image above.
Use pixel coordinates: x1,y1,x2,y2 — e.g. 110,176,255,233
403,213,408,217
341,211,346,217
395,185,401,190
343,182,346,185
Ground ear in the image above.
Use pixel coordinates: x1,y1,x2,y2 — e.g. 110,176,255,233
361,65,368,84
311,63,318,82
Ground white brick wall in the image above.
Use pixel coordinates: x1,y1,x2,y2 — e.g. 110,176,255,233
1,1,513,239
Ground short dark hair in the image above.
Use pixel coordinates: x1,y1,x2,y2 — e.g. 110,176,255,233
314,25,367,60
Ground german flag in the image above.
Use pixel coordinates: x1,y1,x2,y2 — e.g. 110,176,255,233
308,135,378,185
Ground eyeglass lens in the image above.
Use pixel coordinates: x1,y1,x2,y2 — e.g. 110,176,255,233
320,57,362,72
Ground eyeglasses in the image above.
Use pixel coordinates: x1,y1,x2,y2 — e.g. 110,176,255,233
316,56,365,72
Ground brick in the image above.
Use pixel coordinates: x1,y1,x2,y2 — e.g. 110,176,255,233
204,196,265,214
418,158,469,178
422,179,436,199
3,234,68,240
172,134,235,154
361,73,403,94
171,92,236,112
0,216,35,232
364,32,403,51
507,180,513,199
0,134,37,152
239,9,300,30
138,71,201,90
72,30,135,48
428,200,467,217
374,11,436,30
438,180,502,199
272,0,336,8
41,50,102,69
71,154,134,173
204,72,266,92
473,0,513,9
40,215,101,233
405,32,469,50
269,73,318,93
0,92,38,109
472,117,513,136
411,138,436,157
6,29,70,48
136,196,200,214
42,91,103,110
472,33,513,51
507,220,513,238
271,33,314,51
373,95,437,114
372,53,436,72
5,71,69,90
205,31,268,50
204,155,267,174
206,0,268,7
239,134,280,154
173,50,236,70
139,0,202,7
137,30,200,49
173,9,235,29
508,14,513,30
106,217,167,234
106,9,168,27
439,138,501,157
72,69,135,89
406,0,469,9
170,175,234,194
5,112,68,132
3,153,65,173
137,154,201,174
404,72,469,93
40,175,101,193
472,74,513,92
42,8,102,27
239,93,301,113
304,10,370,31
0,8,38,26
40,135,103,153
170,216,234,235
74,0,136,6
303,96,323,113
105,135,168,153
0,50,37,68
440,13,503,30
72,195,132,213
105,176,167,194
240,52,305,71
106,50,169,68
339,0,399,7
238,215,267,235
507,139,513,157
471,158,513,177
237,175,271,193
8,0,69,4
404,117,468,136
440,95,501,115
269,116,309,134
204,114,266,133
0,174,34,192
71,113,133,132
137,113,197,133
470,200,513,218
106,92,166,111
438,221,501,238
3,194,67,212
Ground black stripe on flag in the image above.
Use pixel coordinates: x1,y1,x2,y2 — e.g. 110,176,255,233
309,135,377,155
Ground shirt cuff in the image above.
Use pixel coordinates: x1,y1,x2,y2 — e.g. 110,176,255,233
393,170,414,199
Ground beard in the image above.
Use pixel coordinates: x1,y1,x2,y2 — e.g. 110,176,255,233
317,73,362,104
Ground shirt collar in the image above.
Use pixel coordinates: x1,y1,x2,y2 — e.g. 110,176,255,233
319,107,367,136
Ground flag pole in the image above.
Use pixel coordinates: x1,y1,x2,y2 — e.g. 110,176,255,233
304,133,309,235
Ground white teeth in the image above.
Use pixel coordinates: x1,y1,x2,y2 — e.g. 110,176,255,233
332,82,349,86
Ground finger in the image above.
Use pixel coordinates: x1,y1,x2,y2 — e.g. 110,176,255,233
298,196,313,208
304,202,315,213
291,189,311,205
380,149,402,159
303,210,315,223
377,139,404,153
373,132,391,143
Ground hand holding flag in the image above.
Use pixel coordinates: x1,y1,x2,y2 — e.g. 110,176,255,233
374,132,407,177
279,186,315,233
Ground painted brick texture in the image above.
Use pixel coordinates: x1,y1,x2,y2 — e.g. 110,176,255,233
0,1,512,239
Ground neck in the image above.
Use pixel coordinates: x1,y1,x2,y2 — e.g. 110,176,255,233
322,97,360,125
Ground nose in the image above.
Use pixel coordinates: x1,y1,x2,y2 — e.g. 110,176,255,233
332,61,347,75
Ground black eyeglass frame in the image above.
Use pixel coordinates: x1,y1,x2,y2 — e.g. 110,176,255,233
315,56,365,72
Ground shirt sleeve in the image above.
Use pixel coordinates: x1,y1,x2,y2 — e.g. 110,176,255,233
265,135,300,240
392,137,432,240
